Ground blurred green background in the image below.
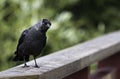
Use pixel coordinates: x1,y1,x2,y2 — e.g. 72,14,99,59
0,0,120,71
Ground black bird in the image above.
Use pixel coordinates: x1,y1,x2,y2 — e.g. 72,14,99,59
13,19,51,68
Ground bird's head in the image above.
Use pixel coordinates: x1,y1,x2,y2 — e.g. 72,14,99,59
42,19,51,28
40,19,51,32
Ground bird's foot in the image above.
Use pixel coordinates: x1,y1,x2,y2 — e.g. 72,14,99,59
22,64,30,68
34,65,39,68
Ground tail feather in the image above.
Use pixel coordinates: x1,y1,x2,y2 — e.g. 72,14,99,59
13,54,24,61
13,51,29,61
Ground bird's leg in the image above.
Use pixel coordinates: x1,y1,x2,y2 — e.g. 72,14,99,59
23,61,29,68
34,56,39,68
23,56,29,68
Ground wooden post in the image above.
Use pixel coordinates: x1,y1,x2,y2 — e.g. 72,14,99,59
98,52,120,79
63,67,90,79
0,31,120,79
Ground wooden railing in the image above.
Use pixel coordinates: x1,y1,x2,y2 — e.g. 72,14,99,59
0,31,120,79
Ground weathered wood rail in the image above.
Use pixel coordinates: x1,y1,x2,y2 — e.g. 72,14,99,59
0,31,120,79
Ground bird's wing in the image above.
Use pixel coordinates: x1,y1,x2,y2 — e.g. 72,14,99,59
15,29,28,54
18,30,28,46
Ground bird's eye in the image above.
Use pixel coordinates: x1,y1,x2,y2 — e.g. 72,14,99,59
44,22,47,25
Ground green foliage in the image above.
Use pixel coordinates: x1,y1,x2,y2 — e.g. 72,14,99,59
0,0,120,71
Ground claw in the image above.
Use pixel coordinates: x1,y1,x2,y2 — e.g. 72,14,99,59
34,65,39,68
22,63,29,68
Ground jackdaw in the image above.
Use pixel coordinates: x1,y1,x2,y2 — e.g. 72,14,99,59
13,19,51,68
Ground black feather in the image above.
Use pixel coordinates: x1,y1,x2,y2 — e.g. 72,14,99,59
13,19,51,67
